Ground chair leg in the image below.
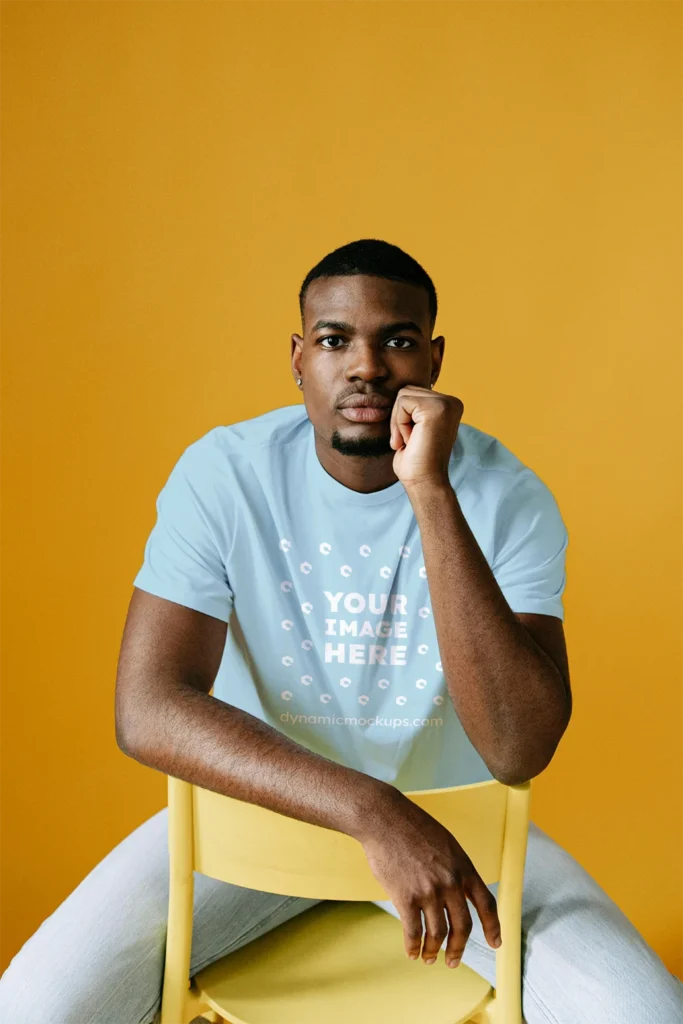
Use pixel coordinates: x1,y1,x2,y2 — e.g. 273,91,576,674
180,976,229,1024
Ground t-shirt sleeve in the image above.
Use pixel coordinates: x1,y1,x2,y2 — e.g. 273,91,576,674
132,445,234,623
491,471,569,621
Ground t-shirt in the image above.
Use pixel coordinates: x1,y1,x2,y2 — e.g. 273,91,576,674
132,403,568,792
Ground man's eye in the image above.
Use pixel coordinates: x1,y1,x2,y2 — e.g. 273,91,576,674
318,336,414,349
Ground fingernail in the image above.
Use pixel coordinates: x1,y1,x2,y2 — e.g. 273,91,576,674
447,959,459,968
493,936,501,947
408,953,418,960
424,957,436,965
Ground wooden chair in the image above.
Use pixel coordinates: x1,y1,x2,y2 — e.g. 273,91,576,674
160,775,531,1024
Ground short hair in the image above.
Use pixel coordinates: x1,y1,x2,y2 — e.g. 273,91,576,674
299,238,438,333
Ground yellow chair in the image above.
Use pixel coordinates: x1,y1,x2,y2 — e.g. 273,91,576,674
160,775,531,1024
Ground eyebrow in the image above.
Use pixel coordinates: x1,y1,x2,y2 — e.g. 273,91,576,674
311,319,424,336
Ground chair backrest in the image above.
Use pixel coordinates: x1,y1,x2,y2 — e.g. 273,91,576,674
167,775,531,901
162,776,531,1024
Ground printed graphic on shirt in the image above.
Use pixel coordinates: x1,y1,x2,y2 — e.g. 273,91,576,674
276,535,446,734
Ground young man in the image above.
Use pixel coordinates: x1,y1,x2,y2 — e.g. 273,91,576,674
1,239,680,1023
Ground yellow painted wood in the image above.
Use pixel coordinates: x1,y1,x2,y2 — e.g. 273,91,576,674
192,779,510,898
194,901,493,1024
160,776,531,1024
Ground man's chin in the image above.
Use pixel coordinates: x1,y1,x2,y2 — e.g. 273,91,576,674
330,430,393,458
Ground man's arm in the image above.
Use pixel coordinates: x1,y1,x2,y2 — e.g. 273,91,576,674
115,588,398,842
407,482,571,787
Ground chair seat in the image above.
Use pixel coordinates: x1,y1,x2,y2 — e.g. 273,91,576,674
193,899,494,1024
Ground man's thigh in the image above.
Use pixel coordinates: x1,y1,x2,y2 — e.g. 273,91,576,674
509,820,683,1023
0,806,323,1024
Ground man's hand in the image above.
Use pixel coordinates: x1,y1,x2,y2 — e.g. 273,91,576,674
359,792,502,968
389,385,464,490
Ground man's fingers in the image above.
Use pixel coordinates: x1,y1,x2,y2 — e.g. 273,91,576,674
399,873,499,967
443,892,472,968
468,874,502,949
400,903,424,960
420,901,450,964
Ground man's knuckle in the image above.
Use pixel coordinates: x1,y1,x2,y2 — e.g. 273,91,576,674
449,920,471,942
406,892,424,908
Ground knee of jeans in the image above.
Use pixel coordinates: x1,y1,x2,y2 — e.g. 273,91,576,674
0,948,87,1024
0,928,164,1024
0,945,54,1022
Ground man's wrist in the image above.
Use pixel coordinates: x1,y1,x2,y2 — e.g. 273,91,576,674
404,477,457,513
345,774,407,844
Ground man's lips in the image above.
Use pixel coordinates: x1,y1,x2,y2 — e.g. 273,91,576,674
339,395,393,408
338,394,393,422
338,405,391,422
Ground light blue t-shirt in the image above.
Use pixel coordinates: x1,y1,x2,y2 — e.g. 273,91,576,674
133,404,568,792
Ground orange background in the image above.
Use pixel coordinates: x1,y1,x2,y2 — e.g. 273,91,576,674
1,0,681,977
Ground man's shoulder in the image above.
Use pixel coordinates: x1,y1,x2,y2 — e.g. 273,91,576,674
456,422,530,479
456,423,562,526
181,403,309,465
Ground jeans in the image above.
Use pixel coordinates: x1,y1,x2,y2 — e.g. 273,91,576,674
0,808,681,1024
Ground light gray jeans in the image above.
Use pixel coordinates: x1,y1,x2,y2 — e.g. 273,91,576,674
0,808,681,1024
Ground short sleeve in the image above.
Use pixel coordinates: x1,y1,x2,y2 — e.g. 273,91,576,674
491,471,569,621
132,445,234,623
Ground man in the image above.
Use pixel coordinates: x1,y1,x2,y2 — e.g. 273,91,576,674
1,239,680,1023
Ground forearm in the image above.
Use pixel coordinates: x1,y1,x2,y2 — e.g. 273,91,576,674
119,679,399,841
407,482,569,784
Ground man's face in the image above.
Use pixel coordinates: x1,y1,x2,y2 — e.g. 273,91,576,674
291,275,444,459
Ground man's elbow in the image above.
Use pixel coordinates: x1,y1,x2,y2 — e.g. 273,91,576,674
115,710,142,759
493,710,572,787
492,754,552,787
492,764,539,787
115,688,151,760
